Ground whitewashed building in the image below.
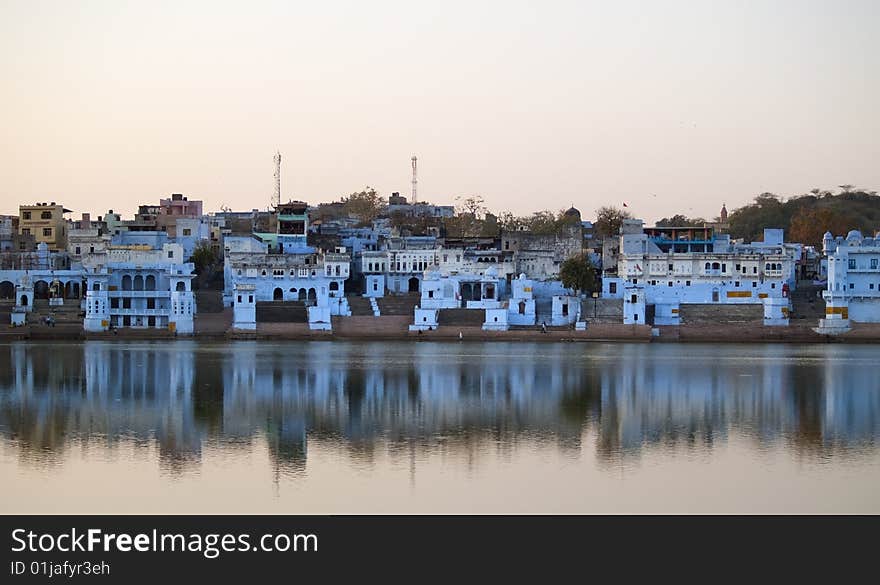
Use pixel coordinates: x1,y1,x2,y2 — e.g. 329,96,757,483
82,243,196,333
602,221,795,326
816,230,880,334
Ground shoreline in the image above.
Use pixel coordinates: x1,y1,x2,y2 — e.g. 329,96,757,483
4,321,880,343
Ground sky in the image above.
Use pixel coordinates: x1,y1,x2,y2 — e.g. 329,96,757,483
1,0,878,224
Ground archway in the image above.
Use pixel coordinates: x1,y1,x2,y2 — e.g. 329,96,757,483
34,280,49,300
298,289,306,301
307,288,317,303
408,277,420,293
19,294,29,307
273,287,283,301
64,281,80,299
133,275,144,291
0,281,13,299
122,275,132,291
145,275,156,291
92,282,101,291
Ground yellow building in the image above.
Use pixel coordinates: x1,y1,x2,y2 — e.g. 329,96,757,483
19,202,72,251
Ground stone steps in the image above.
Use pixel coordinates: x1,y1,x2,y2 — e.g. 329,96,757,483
255,301,308,323
377,293,420,316
195,290,225,313
347,296,376,316
438,308,485,326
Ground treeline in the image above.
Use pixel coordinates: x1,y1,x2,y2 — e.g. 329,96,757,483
728,187,880,247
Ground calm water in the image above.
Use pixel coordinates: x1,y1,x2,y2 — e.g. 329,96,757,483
1,340,879,514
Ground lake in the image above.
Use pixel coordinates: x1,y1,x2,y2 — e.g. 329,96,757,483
1,340,878,513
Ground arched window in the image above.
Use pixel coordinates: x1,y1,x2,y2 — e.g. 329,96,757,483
329,281,339,291
133,275,144,290
122,275,132,291
765,263,771,271
705,262,711,270
273,287,283,301
145,275,156,291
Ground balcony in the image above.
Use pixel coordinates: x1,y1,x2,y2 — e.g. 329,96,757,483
108,290,171,298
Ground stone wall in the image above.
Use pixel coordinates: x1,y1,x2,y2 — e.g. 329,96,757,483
679,303,763,324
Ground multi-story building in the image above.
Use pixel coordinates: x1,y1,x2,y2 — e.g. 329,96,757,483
82,243,195,333
602,220,795,326
19,202,71,251
816,230,880,334
225,201,351,330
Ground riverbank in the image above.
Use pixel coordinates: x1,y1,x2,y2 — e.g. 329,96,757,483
5,320,880,342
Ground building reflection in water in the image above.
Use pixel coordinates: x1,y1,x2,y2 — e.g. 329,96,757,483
0,341,877,476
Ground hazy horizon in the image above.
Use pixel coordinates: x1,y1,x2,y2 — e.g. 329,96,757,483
2,0,878,224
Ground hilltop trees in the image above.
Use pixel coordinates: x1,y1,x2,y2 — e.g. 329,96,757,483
727,187,879,243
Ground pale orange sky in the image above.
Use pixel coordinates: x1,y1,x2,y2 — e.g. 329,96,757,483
1,0,878,224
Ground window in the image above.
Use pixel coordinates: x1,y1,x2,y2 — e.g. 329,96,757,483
753,267,757,274
668,281,673,287
182,228,192,236
721,264,726,273
167,251,174,258
147,298,155,309
42,228,52,237
41,211,52,220
122,298,131,309
735,264,741,271
735,281,740,287
686,280,691,286
632,278,638,284
609,282,617,294
849,283,854,289
248,295,253,303
22,211,31,220
237,295,242,304
668,264,673,271
21,228,30,236
75,246,81,255
849,258,856,269
110,298,119,309
771,283,776,289
631,294,638,304
752,282,757,287
872,259,878,269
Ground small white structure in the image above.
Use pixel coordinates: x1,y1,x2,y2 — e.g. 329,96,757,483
550,295,579,327
232,284,257,330
410,307,439,331
814,230,880,334
507,274,537,326
623,284,646,325
483,307,509,331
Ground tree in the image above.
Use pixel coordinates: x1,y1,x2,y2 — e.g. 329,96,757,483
341,187,386,224
455,195,488,219
189,241,217,274
559,254,598,295
788,207,853,249
593,206,633,239
655,214,706,227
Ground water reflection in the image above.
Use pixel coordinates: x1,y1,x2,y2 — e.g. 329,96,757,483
0,341,878,477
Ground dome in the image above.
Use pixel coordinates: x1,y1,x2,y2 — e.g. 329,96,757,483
484,266,499,278
564,206,581,219
846,229,863,241
823,231,833,239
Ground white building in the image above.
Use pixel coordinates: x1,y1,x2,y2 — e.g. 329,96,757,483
602,222,794,326
816,230,880,334
82,242,196,333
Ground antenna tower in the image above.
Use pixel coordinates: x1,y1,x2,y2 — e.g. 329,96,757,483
411,155,418,204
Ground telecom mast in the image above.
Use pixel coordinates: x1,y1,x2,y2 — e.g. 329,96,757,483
411,155,418,204
272,151,282,208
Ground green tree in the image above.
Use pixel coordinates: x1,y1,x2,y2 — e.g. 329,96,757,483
593,206,633,239
341,187,386,224
655,214,706,227
559,254,597,295
189,241,217,274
